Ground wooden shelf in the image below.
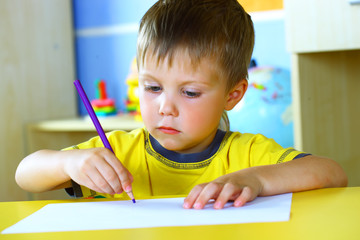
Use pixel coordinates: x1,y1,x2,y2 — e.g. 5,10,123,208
26,114,143,153
28,114,143,132
285,0,360,186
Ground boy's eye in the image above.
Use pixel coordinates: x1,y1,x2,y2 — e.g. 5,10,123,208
182,90,201,98
145,85,162,93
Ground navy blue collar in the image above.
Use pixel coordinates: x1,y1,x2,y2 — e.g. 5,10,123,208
148,130,227,163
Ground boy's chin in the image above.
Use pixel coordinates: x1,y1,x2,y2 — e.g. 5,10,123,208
158,140,184,152
162,142,203,154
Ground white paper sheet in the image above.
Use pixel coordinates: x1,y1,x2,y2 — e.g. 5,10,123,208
2,193,292,234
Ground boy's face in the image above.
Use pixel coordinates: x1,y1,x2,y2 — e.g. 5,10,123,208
138,51,238,154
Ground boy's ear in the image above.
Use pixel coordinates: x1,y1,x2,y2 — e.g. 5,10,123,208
224,79,248,111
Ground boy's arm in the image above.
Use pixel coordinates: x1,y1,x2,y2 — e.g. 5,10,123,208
183,155,348,209
15,148,133,195
252,155,347,195
16,150,72,192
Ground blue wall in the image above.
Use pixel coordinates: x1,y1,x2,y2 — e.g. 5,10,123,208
251,19,290,70
73,0,156,115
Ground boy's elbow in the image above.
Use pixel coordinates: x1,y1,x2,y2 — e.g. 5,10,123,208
15,152,43,192
327,159,348,188
15,167,43,193
335,170,348,187
15,171,27,192
15,160,30,191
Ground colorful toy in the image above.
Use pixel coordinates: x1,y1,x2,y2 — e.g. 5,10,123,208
91,79,117,116
250,82,267,91
125,58,142,121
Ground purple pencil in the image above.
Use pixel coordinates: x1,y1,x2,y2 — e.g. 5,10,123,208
74,79,136,203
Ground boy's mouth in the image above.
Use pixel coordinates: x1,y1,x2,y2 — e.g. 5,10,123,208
158,126,181,135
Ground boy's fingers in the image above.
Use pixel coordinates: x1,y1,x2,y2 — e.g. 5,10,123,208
234,186,254,207
103,150,134,193
73,171,104,194
213,183,240,209
94,160,122,194
83,175,105,194
100,149,134,194
183,184,204,209
86,167,116,194
103,151,125,176
192,182,222,209
118,168,134,193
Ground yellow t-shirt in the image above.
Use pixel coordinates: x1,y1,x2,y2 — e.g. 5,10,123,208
64,128,306,199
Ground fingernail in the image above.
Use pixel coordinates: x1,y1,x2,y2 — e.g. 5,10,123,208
214,201,222,209
125,185,131,192
234,200,243,207
194,203,201,209
183,202,190,209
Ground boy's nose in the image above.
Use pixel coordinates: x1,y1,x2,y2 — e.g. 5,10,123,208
158,94,179,117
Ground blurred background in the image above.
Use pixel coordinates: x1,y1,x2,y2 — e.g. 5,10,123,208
1,0,359,202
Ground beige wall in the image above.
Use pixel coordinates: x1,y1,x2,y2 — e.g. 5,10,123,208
0,0,77,201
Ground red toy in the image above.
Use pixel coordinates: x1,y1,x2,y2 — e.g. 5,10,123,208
91,79,117,116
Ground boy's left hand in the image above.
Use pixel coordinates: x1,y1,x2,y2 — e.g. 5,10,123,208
183,169,263,209
183,156,348,209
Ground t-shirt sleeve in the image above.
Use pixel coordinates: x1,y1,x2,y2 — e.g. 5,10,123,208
65,180,111,199
227,132,308,171
293,153,311,159
249,134,307,166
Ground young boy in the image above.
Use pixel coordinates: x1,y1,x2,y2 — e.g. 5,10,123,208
16,0,347,209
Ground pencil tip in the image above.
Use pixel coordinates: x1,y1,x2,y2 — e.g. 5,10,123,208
132,199,136,204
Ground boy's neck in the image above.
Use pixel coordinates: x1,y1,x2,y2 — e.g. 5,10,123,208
147,129,229,164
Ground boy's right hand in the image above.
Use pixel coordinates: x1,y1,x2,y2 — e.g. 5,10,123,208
62,148,133,195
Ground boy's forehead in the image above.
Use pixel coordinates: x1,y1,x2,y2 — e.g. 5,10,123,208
141,48,217,71
139,49,228,88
